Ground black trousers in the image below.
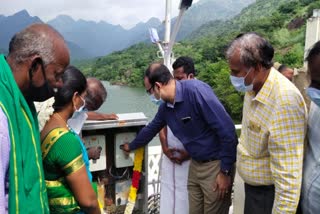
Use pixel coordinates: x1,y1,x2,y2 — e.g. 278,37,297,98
244,183,275,214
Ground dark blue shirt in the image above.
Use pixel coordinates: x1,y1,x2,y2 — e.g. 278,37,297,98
129,79,238,171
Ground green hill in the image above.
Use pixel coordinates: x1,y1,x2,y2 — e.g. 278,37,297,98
77,0,320,121
169,0,255,40
189,0,295,39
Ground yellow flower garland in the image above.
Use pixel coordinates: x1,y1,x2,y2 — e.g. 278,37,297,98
125,147,144,214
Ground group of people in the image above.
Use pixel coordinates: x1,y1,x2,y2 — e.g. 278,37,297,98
1,23,320,214
121,32,320,214
0,23,118,214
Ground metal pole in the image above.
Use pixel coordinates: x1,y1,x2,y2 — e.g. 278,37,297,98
167,8,186,58
164,0,171,44
164,0,172,70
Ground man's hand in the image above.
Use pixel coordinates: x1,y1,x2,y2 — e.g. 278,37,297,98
87,112,118,120
87,146,102,160
172,149,190,164
103,113,118,120
213,172,232,200
120,143,130,155
163,147,176,161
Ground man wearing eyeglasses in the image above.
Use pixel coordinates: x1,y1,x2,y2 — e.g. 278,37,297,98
121,63,238,214
153,57,195,214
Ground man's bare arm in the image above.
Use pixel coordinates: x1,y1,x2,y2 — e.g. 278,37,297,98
87,112,118,120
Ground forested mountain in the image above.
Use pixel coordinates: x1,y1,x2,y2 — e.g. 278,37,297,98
47,0,253,57
47,15,161,57
78,0,320,121
0,15,5,22
0,0,253,59
0,10,42,49
189,0,292,39
159,0,255,40
0,10,91,60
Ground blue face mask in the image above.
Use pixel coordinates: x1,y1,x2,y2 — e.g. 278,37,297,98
67,96,88,134
306,87,320,107
150,94,164,106
230,69,254,92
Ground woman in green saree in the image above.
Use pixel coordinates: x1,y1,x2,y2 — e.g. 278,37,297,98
40,66,100,214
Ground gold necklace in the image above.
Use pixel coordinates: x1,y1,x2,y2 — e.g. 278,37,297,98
53,113,71,130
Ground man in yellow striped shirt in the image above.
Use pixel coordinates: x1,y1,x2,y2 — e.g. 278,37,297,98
226,33,307,214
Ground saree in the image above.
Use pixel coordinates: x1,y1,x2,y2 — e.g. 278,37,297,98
0,54,49,213
41,127,85,214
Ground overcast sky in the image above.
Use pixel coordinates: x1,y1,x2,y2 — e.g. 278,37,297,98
0,0,200,29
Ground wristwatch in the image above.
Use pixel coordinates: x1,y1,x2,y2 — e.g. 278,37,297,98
220,169,231,176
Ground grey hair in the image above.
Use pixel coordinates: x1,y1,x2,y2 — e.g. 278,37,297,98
8,24,60,66
85,77,107,111
226,32,274,69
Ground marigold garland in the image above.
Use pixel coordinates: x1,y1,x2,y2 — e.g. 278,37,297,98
125,147,144,214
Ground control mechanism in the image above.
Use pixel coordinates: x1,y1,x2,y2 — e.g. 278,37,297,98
82,135,106,171
114,132,136,168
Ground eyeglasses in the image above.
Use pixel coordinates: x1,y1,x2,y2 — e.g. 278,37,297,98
146,85,154,95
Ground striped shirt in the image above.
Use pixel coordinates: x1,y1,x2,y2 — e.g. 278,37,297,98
0,107,10,214
237,68,307,213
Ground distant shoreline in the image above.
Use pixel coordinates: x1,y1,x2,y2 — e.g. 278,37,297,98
110,81,128,86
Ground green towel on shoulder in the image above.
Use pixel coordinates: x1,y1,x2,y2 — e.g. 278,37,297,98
0,55,49,213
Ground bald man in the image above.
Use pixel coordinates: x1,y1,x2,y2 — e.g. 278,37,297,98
85,77,118,120
158,57,196,214
0,23,69,213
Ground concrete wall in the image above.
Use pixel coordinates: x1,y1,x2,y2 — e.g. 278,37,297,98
304,10,320,66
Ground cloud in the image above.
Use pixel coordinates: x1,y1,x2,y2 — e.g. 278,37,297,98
0,0,198,29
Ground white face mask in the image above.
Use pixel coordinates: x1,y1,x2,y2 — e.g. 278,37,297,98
67,96,88,134
230,69,254,92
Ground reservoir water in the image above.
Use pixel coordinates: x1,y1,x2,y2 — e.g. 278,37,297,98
99,81,160,146
99,82,158,120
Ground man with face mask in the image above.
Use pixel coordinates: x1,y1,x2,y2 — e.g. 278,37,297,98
301,41,320,214
122,63,238,214
226,32,307,214
0,23,69,213
155,57,195,214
